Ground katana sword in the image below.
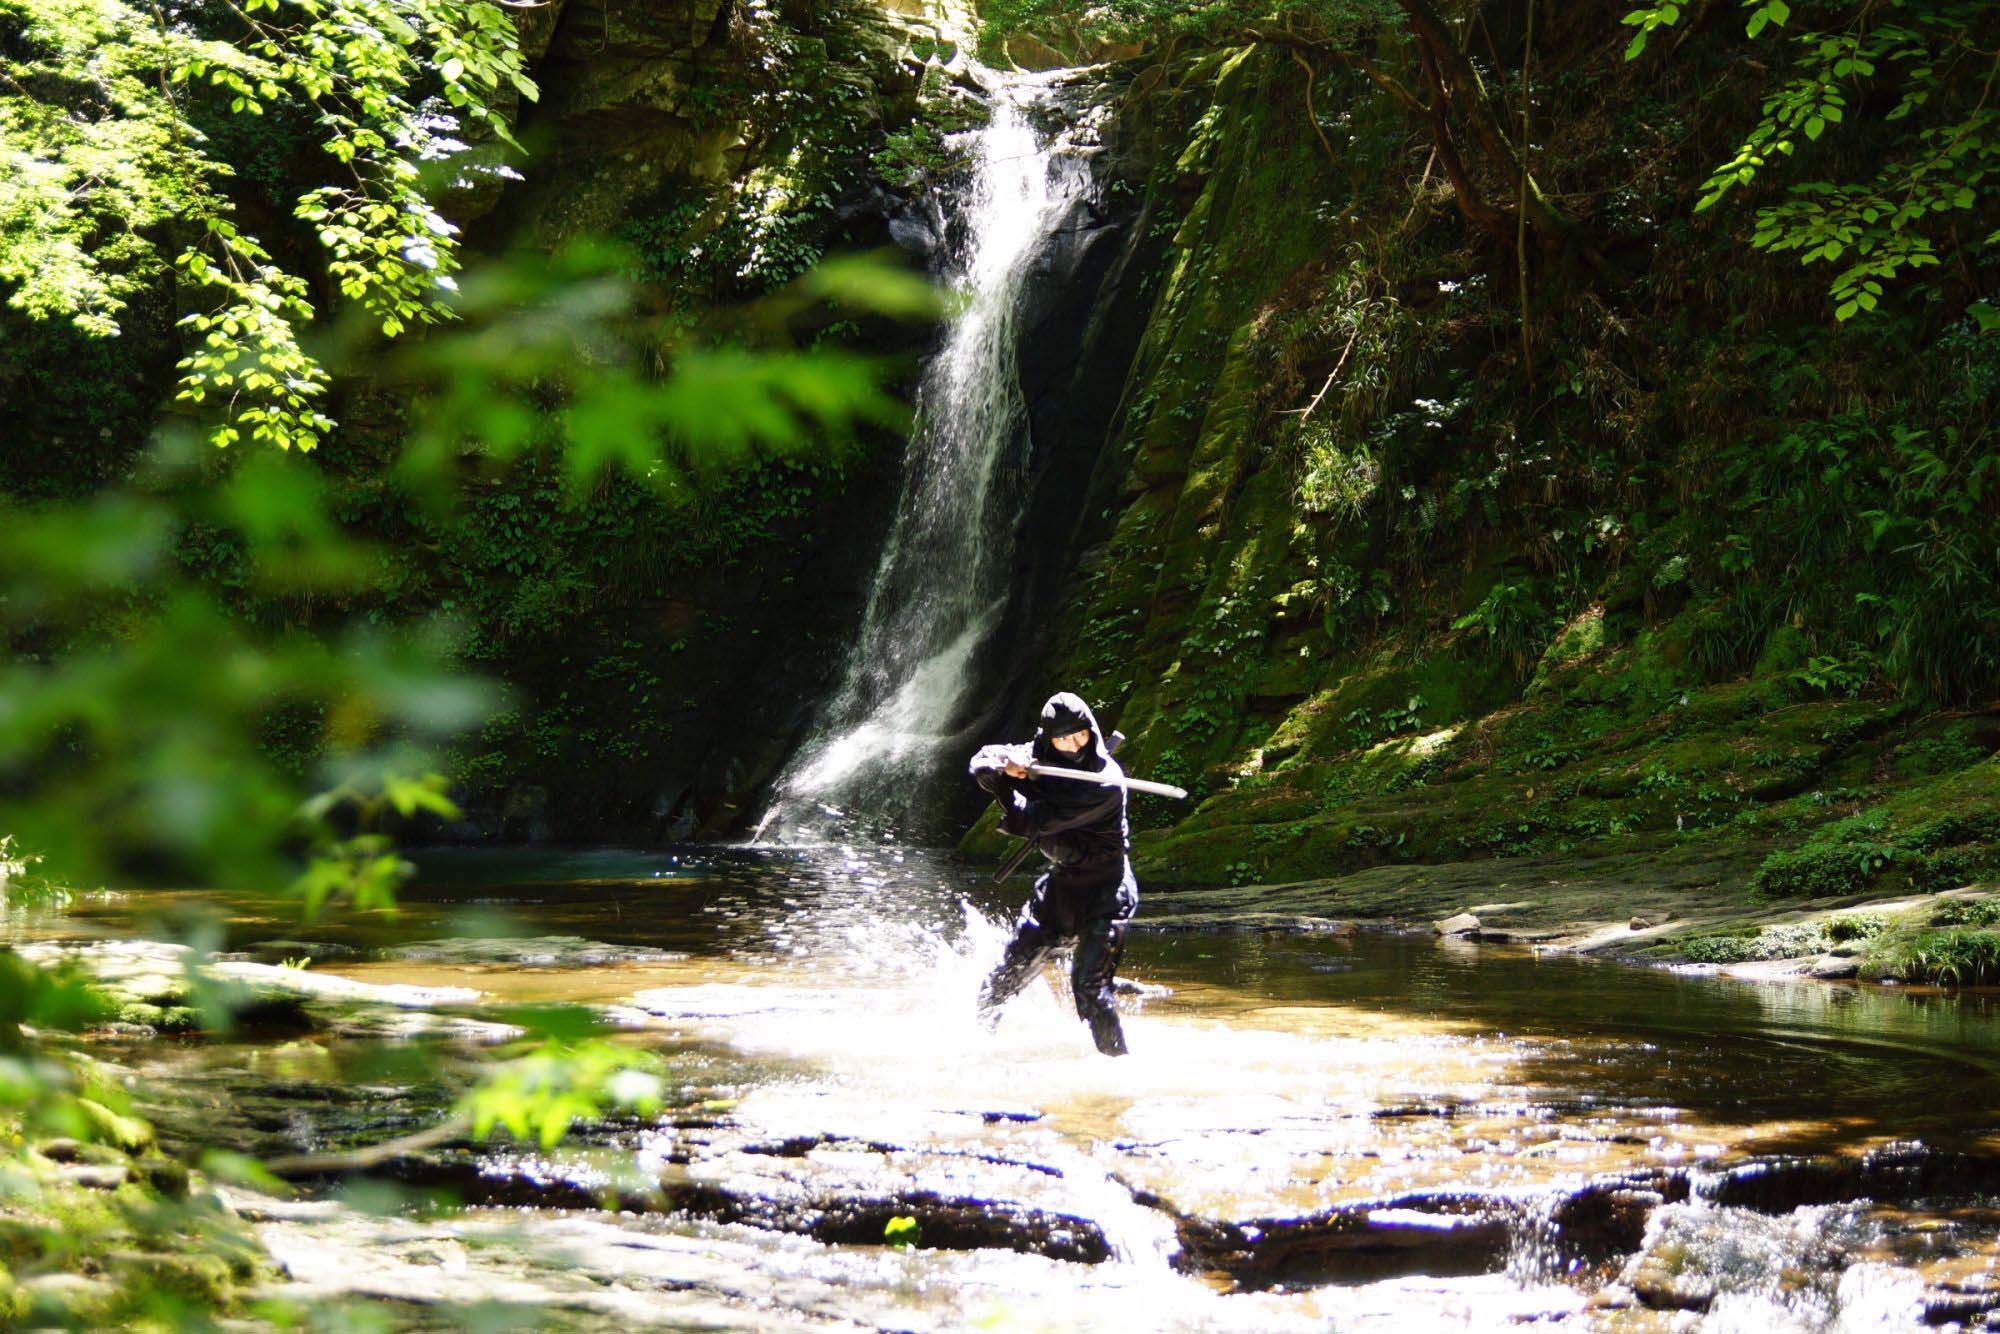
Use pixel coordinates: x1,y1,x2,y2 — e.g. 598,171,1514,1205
1024,762,1188,801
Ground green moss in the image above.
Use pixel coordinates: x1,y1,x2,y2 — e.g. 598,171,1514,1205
74,1099,154,1156
1866,928,2000,986
1930,896,2000,928
1674,914,1894,963
1751,761,2000,897
113,1003,201,1033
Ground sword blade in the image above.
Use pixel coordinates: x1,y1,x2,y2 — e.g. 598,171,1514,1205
1024,763,1188,801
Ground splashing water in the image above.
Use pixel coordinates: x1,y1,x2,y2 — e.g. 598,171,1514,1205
764,81,1088,841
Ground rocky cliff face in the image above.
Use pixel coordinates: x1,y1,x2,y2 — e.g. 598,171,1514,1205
452,1,1155,841
439,0,936,840
473,4,1996,898
957,35,2000,900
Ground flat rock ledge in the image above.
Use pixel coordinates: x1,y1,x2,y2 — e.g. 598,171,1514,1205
351,1137,1114,1265
1133,912,1357,936
16,939,511,1041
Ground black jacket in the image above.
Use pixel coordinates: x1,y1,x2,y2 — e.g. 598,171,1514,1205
969,692,1129,874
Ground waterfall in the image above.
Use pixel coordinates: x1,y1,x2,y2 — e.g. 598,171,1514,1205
762,81,1086,840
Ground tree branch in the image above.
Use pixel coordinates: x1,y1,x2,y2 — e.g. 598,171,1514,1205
1396,0,1577,241
263,1113,472,1178
1287,49,1343,175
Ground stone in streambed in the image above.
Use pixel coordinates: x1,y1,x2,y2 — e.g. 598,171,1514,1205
1434,913,1481,936
362,1134,1115,1266
1133,912,1356,936
1625,1245,1717,1312
206,960,480,1010
234,940,360,965
18,939,498,1040
1175,1193,1513,1287
378,936,688,967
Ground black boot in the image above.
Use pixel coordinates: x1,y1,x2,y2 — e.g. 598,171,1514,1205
1087,1008,1129,1056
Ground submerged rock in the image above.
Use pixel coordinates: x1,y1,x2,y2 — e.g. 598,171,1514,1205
17,939,500,1040
1134,913,1357,936
377,936,688,968
233,941,361,965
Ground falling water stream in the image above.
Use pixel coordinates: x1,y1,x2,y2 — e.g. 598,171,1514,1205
765,79,1087,840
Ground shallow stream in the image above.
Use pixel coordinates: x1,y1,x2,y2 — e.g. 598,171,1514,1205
47,846,2000,1329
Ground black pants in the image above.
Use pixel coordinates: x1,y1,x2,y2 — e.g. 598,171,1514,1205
978,864,1137,1056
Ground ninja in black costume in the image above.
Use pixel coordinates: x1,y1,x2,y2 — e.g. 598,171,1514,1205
968,692,1136,1056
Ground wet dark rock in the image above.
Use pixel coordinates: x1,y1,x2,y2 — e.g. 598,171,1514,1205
235,941,362,965
360,1142,1114,1265
1704,1148,2000,1214
36,1138,124,1166
1539,1179,1684,1272
1174,1194,1516,1287
1133,912,1356,936
1926,1287,2000,1325
1626,1247,1717,1312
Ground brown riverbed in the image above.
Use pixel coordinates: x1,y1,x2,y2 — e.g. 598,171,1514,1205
32,844,2000,1329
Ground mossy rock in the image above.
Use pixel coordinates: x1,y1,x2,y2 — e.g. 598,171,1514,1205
106,1249,243,1307
0,1268,26,1324
129,1154,190,1201
1751,760,2000,898
112,1002,202,1033
22,1274,117,1327
75,1099,154,1155
1861,926,2000,985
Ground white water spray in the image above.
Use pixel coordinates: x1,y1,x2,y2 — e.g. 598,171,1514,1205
765,82,1087,839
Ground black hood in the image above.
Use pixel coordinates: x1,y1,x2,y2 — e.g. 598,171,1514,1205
1031,691,1107,771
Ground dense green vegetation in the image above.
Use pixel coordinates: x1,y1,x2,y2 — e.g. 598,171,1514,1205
2,0,933,1320
951,0,2000,903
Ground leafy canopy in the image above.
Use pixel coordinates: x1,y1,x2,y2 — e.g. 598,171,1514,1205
0,0,535,449
1625,0,2000,321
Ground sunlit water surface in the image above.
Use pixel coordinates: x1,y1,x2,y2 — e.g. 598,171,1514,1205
51,845,2000,1330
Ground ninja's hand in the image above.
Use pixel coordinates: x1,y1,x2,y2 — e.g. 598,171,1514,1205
969,743,1026,775
1002,759,1029,780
